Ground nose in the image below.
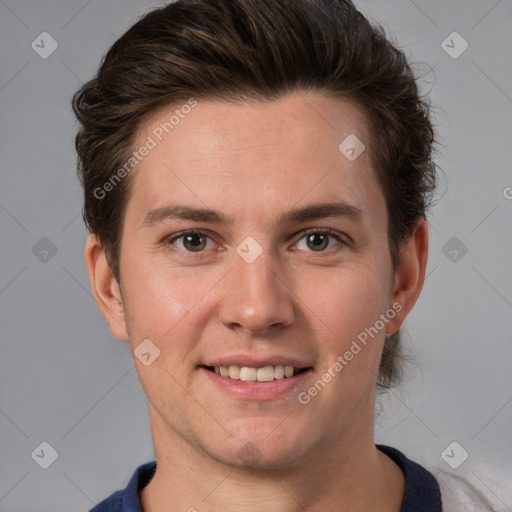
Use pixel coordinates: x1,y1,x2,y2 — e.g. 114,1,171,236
218,246,295,336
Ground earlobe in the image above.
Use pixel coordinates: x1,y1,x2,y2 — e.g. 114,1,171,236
386,219,429,335
84,234,130,342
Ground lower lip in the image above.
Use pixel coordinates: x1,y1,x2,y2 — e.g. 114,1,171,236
199,367,313,400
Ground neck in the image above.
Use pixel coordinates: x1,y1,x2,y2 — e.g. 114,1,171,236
140,406,404,512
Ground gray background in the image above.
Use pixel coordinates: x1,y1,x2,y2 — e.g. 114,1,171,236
0,0,511,510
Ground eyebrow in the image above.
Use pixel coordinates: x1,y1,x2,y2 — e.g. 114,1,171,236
142,201,364,229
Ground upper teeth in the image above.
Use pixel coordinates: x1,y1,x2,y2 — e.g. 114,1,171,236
214,365,295,381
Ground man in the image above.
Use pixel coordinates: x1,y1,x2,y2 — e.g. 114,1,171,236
73,0,489,510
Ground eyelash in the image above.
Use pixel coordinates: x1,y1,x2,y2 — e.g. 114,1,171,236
165,228,348,257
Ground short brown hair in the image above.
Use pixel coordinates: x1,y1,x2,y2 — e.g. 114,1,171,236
72,0,438,390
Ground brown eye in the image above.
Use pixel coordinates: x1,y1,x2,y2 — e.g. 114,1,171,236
168,231,213,253
295,229,345,253
305,232,329,251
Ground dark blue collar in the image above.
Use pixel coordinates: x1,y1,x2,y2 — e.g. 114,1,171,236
90,444,442,511
376,444,442,511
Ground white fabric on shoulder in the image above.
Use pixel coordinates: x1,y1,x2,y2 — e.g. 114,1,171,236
432,466,512,512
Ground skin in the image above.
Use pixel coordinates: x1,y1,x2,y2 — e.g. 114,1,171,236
85,91,428,511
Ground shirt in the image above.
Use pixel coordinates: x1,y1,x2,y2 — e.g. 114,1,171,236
89,444,444,511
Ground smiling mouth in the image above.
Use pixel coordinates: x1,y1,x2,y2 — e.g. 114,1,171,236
202,365,312,382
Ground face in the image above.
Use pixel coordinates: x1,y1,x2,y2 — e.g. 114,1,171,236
92,91,418,469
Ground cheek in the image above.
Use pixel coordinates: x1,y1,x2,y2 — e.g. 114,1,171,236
312,265,388,336
302,271,387,411
123,254,197,333
303,264,390,402
122,259,226,376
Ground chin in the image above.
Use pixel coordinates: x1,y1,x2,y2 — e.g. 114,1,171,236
213,445,307,471
204,422,313,470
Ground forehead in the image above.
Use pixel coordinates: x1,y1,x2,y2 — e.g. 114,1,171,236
127,92,384,231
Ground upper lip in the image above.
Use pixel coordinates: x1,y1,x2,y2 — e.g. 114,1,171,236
202,355,314,369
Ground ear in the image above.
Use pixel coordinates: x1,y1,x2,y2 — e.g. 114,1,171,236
84,233,129,342
385,218,429,335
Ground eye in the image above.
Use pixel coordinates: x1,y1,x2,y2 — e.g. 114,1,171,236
167,230,216,253
294,228,346,253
